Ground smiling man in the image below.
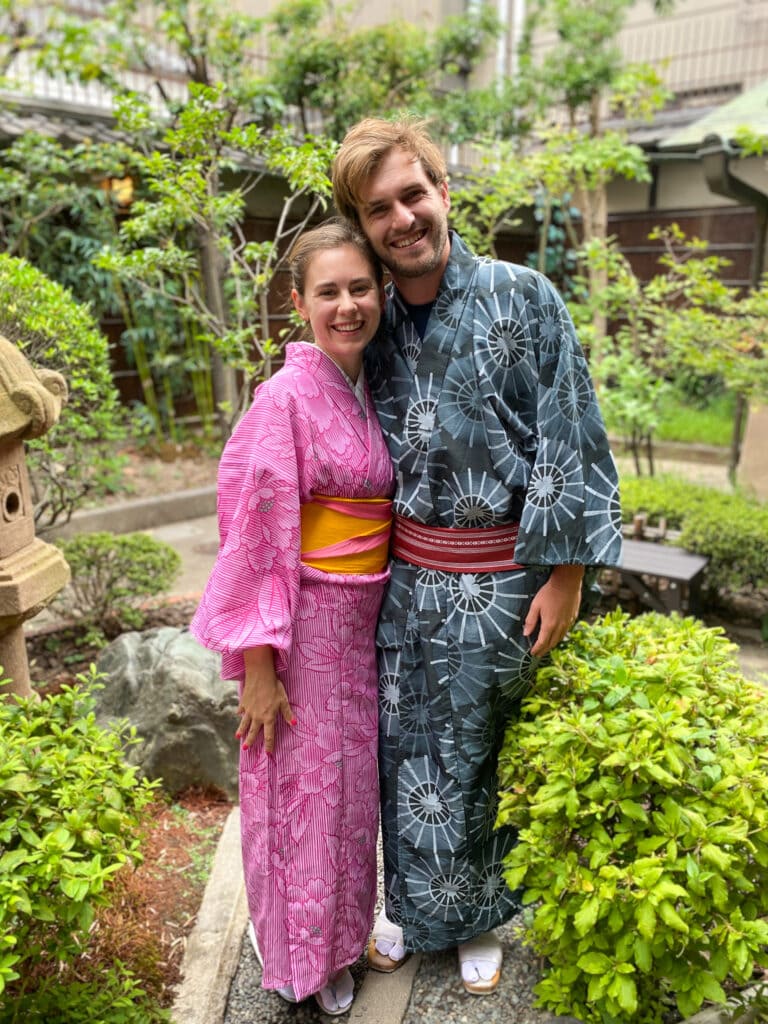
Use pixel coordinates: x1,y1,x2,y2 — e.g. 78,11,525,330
332,117,622,996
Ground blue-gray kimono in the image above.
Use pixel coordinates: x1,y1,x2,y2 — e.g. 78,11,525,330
364,232,622,952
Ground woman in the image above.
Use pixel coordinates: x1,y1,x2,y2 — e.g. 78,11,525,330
190,220,394,1015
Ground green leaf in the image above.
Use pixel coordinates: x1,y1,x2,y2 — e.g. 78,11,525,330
577,951,612,974
574,897,600,936
658,900,689,934
636,900,656,939
619,799,648,822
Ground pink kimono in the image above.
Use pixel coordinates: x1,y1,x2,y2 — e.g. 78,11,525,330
190,343,394,1000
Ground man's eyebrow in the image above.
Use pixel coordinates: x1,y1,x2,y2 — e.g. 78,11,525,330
362,197,388,212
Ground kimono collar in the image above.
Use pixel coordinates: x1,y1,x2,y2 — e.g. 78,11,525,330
284,341,361,387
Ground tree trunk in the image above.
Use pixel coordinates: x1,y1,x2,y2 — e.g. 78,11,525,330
728,392,748,484
198,227,237,440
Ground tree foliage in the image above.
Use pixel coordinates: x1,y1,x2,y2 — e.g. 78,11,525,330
570,228,768,472
265,0,503,142
0,255,126,530
31,0,340,436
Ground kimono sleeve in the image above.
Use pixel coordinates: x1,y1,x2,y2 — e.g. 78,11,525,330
513,273,622,568
189,385,303,681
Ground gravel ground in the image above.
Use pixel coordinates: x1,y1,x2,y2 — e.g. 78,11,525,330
223,907,556,1024
401,914,554,1024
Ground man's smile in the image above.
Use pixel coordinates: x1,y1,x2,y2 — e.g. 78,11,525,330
392,228,427,249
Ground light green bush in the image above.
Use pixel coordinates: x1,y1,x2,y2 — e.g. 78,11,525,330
618,474,733,531
619,475,768,594
0,255,126,530
497,610,768,1023
0,672,158,998
56,531,182,639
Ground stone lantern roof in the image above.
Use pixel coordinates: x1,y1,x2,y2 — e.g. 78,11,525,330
0,336,68,441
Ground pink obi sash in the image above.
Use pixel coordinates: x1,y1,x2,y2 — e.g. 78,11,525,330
391,514,523,573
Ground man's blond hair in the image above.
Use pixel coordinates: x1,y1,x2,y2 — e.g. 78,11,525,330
332,117,448,225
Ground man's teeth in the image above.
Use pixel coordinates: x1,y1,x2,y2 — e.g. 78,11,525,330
393,229,426,249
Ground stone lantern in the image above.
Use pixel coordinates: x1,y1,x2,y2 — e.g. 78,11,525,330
0,335,71,699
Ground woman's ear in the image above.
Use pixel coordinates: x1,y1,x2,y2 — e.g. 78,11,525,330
291,288,308,323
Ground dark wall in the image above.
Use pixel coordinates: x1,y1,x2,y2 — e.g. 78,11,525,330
608,205,757,288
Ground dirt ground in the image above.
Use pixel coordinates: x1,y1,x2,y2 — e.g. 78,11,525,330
92,443,220,506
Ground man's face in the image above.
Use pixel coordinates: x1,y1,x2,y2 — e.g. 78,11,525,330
356,147,451,286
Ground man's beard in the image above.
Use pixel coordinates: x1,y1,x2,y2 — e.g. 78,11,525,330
381,220,449,280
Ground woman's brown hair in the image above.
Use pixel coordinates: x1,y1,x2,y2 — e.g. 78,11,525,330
287,218,383,295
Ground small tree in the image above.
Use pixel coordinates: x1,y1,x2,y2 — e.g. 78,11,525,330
265,0,503,143
573,228,768,473
95,86,335,431
41,0,339,436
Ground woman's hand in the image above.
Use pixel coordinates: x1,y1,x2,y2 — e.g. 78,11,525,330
523,564,584,657
237,646,295,754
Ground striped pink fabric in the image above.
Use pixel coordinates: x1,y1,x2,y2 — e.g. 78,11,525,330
190,343,394,1000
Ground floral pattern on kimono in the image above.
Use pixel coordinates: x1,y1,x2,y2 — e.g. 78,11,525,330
190,342,394,999
364,232,622,952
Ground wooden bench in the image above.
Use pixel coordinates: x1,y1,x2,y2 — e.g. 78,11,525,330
605,538,709,615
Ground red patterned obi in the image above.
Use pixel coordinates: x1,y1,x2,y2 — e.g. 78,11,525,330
391,514,523,573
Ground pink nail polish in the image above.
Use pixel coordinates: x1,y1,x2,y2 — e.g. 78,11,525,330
290,718,297,726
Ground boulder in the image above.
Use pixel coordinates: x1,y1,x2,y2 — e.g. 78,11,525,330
95,626,240,798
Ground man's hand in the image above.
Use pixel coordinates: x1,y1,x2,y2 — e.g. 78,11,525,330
237,646,295,754
523,564,585,657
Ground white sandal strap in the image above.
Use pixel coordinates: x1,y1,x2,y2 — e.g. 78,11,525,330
458,930,502,981
372,909,406,961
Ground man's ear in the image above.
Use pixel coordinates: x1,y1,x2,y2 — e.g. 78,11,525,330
441,178,450,213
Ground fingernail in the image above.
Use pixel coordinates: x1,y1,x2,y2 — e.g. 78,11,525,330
290,718,297,726
241,743,248,750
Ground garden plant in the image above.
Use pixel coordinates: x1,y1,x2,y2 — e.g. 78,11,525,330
0,674,163,1020
497,610,768,1023
55,532,182,643
619,475,768,612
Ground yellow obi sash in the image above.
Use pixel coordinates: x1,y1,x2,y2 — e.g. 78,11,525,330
300,494,393,574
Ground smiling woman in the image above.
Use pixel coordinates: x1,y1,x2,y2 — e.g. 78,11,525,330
189,219,394,1014
291,241,384,381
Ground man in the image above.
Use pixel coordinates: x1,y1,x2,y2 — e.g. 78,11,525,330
331,118,622,995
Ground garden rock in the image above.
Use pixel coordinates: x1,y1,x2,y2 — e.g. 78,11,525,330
95,626,239,798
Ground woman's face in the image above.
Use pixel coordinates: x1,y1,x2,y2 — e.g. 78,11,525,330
292,243,384,381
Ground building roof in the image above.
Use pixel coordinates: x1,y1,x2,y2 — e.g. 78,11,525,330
659,78,768,151
0,95,125,147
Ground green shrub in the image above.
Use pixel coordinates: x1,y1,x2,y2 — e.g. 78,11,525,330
0,255,126,531
619,475,768,594
0,672,158,997
618,474,732,532
0,964,171,1024
497,610,768,1024
56,532,182,639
